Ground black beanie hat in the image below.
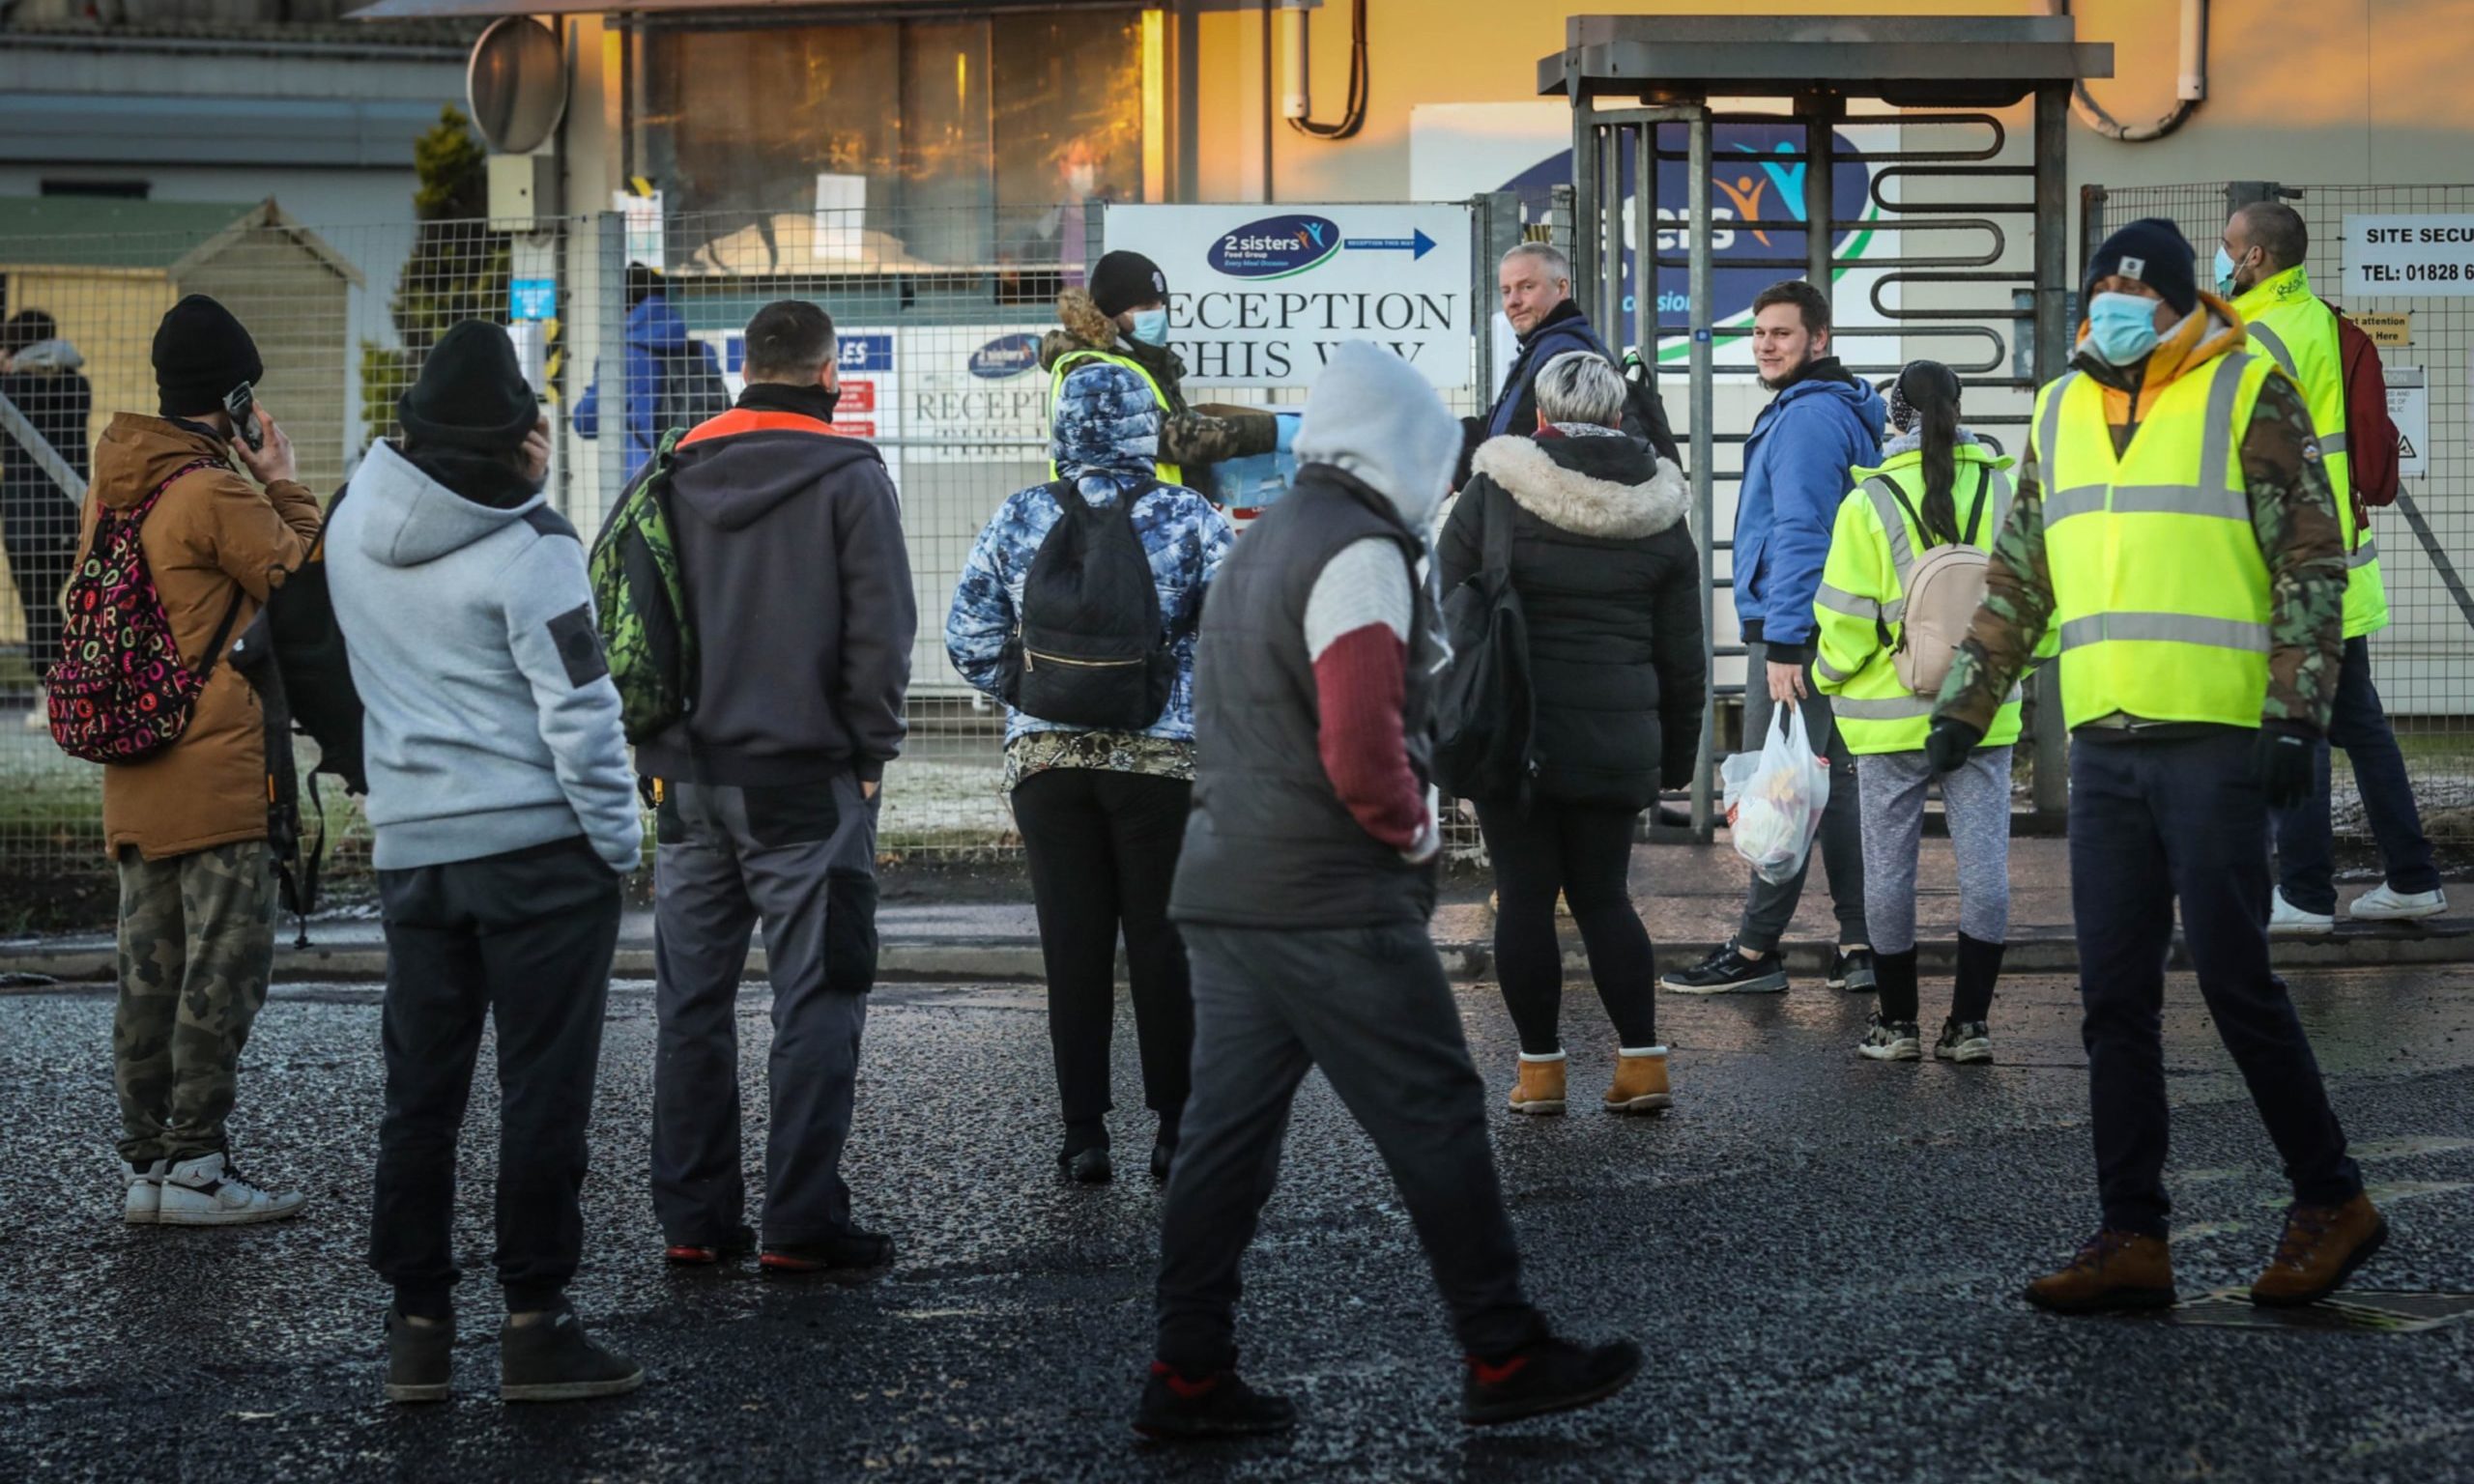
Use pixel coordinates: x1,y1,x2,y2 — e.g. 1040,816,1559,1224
2085,216,2199,317
152,295,263,417
1089,250,1168,318
398,320,539,452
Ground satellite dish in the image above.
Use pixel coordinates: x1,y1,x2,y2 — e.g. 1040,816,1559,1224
468,16,566,156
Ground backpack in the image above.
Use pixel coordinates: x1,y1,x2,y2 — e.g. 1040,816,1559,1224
2330,305,2401,509
1875,471,1994,699
1433,480,1537,802
590,427,697,743
654,345,733,441
1619,351,1684,468
47,458,243,764
998,478,1174,730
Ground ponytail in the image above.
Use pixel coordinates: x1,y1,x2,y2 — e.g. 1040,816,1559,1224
1895,360,1965,546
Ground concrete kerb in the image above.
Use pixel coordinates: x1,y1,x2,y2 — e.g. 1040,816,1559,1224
2,926,2468,990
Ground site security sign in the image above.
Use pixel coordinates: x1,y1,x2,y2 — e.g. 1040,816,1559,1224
1107,204,1473,387
2345,214,2474,298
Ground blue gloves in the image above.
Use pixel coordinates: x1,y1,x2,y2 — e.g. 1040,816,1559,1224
1274,413,1300,455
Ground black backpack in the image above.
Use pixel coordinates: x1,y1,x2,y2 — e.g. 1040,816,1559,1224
1433,481,1537,802
999,479,1174,730
654,346,733,439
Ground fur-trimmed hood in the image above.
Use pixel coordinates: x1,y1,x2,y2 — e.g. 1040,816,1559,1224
1469,434,1688,540
1039,287,1123,371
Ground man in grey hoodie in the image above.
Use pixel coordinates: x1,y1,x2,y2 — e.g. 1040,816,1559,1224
327,321,644,1406
1137,342,1640,1441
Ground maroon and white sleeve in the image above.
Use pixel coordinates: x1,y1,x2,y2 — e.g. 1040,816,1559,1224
1303,537,1438,862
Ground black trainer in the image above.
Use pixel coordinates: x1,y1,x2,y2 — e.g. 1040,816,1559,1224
1460,1335,1642,1427
1062,1146,1114,1184
1132,1363,1298,1441
1149,1139,1174,1184
384,1308,453,1405
499,1304,644,1403
761,1227,895,1279
1829,947,1877,992
1660,940,1788,995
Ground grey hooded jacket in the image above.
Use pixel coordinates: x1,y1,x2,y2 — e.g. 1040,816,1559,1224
327,441,641,872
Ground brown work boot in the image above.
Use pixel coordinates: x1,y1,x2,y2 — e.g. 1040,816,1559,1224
2250,1193,2388,1308
1508,1056,1567,1116
1602,1048,1671,1115
2022,1230,2176,1314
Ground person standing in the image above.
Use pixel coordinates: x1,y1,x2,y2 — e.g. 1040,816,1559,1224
947,357,1226,1184
2218,202,2449,929
1039,250,1280,485
1815,360,2041,1065
1456,243,1676,489
1932,218,2385,1313
1441,351,1702,1115
1138,342,1639,1441
87,296,319,1228
574,263,732,483
0,309,93,694
1663,280,1880,997
330,322,644,1403
641,300,916,1275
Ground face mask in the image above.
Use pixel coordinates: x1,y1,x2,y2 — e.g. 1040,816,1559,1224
2086,291,2164,366
2214,244,2246,298
1129,308,1170,347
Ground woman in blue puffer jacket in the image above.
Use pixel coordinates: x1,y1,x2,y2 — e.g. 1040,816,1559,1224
947,359,1231,1186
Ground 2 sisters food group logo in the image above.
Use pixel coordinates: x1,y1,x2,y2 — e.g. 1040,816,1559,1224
1496,123,1880,347
1207,214,1343,279
966,332,1045,380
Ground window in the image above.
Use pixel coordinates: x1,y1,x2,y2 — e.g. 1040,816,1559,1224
631,10,1147,276
39,180,149,199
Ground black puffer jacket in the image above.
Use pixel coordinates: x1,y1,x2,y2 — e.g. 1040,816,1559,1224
1438,430,1705,810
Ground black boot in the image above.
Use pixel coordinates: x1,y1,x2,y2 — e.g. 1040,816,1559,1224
1133,1362,1297,1441
1060,1121,1112,1184
1459,1333,1642,1426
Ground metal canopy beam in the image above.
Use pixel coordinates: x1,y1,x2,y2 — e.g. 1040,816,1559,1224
1538,14,2110,103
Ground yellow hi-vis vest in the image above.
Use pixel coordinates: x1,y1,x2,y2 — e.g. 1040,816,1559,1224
1047,349,1184,487
1812,445,2032,755
2036,348,2279,731
2232,266,2387,639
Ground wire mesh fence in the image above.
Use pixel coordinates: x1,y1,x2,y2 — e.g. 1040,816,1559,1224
0,197,1499,898
2091,183,2474,845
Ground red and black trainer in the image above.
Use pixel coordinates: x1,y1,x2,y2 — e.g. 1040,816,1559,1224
1131,1362,1297,1441
1459,1334,1641,1426
759,1228,895,1279
664,1223,755,1268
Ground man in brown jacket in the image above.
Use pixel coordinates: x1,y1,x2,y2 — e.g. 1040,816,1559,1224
86,296,322,1227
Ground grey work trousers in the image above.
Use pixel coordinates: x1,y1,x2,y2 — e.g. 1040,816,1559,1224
1154,922,1545,1374
651,774,879,1248
1739,640,1868,952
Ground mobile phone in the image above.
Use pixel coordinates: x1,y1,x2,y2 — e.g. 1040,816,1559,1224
223,382,263,453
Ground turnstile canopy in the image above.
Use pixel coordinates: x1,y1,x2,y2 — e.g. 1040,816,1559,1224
1538,14,2112,108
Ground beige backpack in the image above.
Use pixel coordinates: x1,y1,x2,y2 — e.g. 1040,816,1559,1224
1870,471,2003,698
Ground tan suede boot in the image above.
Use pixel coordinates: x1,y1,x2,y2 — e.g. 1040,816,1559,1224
1508,1055,1567,1115
2023,1230,2176,1314
2250,1193,2387,1307
1603,1047,1671,1114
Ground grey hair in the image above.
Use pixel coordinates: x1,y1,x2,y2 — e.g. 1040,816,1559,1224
1501,241,1570,285
1534,350,1625,427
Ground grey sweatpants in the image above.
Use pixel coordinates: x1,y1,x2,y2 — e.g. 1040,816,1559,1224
1740,640,1867,952
652,774,879,1248
1856,746,2014,956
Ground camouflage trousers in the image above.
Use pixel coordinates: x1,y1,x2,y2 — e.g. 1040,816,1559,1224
113,842,276,1165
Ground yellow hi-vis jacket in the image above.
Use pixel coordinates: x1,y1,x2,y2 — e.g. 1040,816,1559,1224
2231,265,2387,638
1813,442,2039,754
1047,349,1184,486
2036,347,2281,730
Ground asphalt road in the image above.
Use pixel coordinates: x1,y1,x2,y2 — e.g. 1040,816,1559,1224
4,965,2472,1483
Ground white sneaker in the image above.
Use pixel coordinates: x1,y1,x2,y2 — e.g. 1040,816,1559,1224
123,1158,166,1225
158,1153,307,1227
2268,889,2336,936
2346,883,2448,922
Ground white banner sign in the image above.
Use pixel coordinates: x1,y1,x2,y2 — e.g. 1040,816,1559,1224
901,327,1052,464
2388,364,2429,477
1104,204,1474,387
2344,214,2474,297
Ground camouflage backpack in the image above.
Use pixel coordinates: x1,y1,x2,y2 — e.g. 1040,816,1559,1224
588,427,697,742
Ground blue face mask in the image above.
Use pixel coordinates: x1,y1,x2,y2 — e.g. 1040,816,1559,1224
1129,308,1170,346
2214,244,2242,298
2086,291,2164,366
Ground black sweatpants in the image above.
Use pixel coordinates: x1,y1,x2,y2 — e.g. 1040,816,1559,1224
1476,798,1657,1055
1156,923,1544,1373
1010,767,1194,1143
369,837,622,1317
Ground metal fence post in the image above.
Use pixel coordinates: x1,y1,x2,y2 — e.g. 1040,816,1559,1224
593,211,627,526
1474,190,1520,396
2029,85,2072,821
1689,104,1718,841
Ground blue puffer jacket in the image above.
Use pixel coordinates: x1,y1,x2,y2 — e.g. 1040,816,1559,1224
1733,363,1884,653
946,360,1233,744
573,295,723,482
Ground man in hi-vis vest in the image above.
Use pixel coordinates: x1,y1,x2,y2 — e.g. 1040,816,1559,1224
2220,202,2448,932
1928,219,2386,1316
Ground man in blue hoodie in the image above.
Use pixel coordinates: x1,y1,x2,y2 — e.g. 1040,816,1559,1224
330,321,646,1406
1664,280,1881,996
574,263,731,483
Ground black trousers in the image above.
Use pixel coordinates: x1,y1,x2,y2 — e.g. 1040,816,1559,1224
1476,798,1657,1054
368,837,622,1317
1010,767,1194,1141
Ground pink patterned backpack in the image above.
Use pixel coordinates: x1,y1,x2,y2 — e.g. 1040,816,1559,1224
48,459,244,764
